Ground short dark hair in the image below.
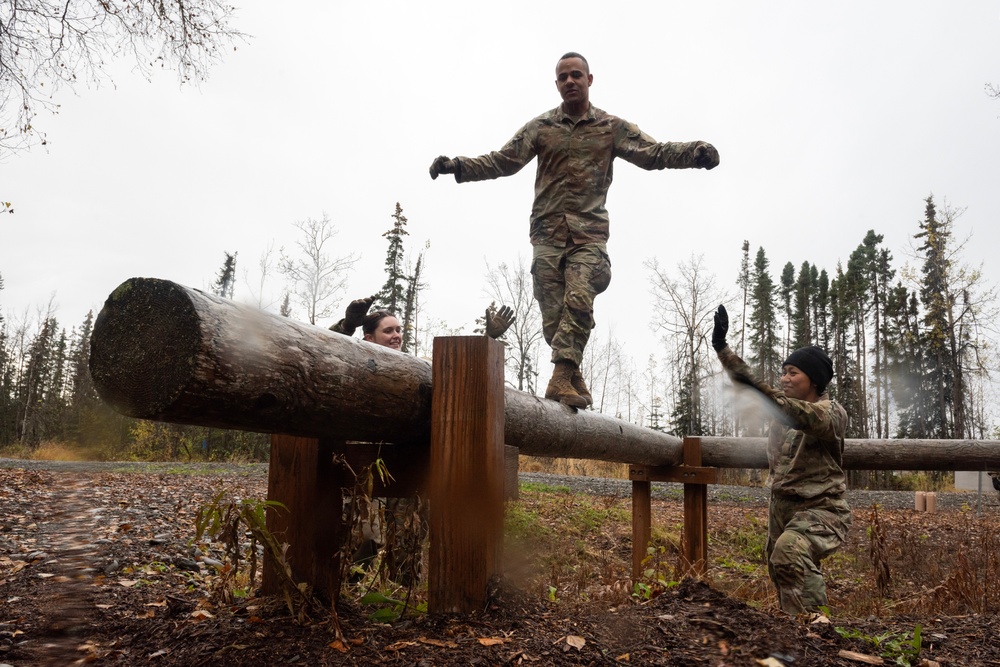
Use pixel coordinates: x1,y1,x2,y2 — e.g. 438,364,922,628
558,52,589,73
362,310,396,336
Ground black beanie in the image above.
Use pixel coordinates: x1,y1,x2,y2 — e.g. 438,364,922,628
782,346,833,394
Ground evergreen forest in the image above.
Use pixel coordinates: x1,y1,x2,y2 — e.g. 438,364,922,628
1,196,996,480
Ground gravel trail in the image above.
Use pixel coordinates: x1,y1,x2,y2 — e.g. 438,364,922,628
3,458,999,513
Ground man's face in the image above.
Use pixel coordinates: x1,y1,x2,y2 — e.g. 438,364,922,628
555,57,592,107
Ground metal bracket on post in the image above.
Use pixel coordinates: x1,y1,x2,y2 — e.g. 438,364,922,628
629,436,717,581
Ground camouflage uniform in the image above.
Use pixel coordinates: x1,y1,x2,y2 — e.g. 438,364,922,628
328,319,354,336
329,321,427,584
453,105,706,365
717,346,852,616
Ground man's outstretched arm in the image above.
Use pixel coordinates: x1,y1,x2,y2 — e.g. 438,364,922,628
616,120,719,171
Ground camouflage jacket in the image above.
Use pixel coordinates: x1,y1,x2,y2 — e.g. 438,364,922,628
328,319,354,336
453,105,704,247
717,346,848,500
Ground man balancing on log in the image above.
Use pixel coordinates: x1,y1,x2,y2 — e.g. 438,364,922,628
712,304,852,616
429,52,719,409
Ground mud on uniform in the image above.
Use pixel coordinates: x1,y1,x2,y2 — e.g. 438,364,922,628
452,105,705,365
717,346,852,616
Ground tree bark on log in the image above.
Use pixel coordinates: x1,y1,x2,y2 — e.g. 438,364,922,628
90,278,1000,471
90,277,432,445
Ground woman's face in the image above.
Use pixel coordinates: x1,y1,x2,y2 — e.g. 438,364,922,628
364,315,403,350
780,364,818,402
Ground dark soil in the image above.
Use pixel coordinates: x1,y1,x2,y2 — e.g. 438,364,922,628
1,460,998,666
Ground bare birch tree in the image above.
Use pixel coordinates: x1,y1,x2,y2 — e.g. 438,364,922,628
278,214,358,326
483,256,544,393
646,254,729,436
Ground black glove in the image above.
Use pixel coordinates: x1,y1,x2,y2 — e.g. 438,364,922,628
693,142,720,170
484,304,515,339
712,304,728,352
429,155,456,180
344,295,376,330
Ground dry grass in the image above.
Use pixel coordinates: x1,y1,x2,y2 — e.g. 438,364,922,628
519,455,628,479
502,486,1000,621
0,440,106,461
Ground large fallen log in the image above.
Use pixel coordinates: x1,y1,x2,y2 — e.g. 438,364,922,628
90,278,688,465
90,278,1000,471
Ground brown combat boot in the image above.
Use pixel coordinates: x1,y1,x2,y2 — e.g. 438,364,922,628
545,361,588,409
571,368,593,407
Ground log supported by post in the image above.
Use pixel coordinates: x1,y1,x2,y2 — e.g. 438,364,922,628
90,278,1000,471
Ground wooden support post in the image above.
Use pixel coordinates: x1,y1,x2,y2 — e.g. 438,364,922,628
631,477,652,582
629,442,716,583
263,434,344,602
682,437,709,577
428,336,505,613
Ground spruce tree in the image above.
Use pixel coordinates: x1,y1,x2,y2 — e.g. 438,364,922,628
735,240,751,357
0,273,10,444
747,248,781,386
828,265,866,437
376,202,409,314
19,318,57,446
212,251,238,299
400,250,425,354
779,262,795,358
67,311,98,443
884,284,924,438
815,269,830,349
914,196,955,439
791,261,813,349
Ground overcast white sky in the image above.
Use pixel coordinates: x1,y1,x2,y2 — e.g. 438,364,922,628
3,1,999,372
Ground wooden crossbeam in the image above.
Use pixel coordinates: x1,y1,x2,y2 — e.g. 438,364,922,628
630,437,717,582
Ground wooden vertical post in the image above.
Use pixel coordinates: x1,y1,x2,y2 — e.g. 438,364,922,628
631,478,652,582
428,336,505,613
630,457,715,582
682,437,708,576
263,434,344,601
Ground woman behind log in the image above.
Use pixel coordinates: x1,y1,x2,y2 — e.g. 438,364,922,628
330,296,514,586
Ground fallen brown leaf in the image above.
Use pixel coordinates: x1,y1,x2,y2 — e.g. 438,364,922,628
478,637,505,646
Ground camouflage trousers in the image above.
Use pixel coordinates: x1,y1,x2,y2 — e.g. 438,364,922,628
767,494,852,616
531,243,612,366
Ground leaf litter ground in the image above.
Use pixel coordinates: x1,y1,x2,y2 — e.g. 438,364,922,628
1,462,998,666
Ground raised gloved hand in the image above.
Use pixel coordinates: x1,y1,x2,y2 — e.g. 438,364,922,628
712,304,729,352
429,155,457,180
344,295,376,329
484,304,515,339
693,142,720,170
